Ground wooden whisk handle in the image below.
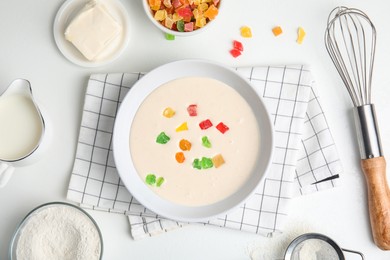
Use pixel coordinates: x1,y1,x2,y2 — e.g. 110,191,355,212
361,157,390,250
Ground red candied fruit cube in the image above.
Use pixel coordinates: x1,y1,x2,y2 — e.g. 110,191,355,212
216,122,229,134
199,119,213,130
230,49,241,58
187,104,198,116
177,6,192,19
233,40,243,51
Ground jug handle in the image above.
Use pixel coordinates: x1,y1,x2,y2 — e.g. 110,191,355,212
0,163,14,188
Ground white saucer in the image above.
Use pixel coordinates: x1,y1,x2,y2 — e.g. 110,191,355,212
53,0,130,67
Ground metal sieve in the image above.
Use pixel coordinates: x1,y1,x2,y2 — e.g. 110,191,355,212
284,233,364,260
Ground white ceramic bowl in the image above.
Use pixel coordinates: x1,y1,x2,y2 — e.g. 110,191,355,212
113,59,274,222
142,0,222,37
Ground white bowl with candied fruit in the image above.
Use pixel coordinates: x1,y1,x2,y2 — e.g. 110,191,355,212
143,0,222,37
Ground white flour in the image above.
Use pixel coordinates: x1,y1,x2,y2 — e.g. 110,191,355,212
16,204,101,260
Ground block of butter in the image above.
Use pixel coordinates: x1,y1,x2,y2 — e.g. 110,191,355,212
65,1,122,61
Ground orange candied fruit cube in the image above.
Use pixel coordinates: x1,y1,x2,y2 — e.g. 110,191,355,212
212,154,225,168
203,4,219,20
175,152,185,163
272,26,283,36
179,139,192,151
149,0,162,11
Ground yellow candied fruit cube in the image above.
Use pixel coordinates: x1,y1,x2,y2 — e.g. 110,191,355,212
212,154,225,168
172,13,182,22
176,122,188,132
201,0,212,3
198,3,209,12
203,4,218,20
240,26,252,38
193,0,201,4
163,107,175,118
163,0,172,8
154,9,167,21
196,17,207,28
193,9,202,19
164,16,175,29
297,27,306,44
149,0,162,11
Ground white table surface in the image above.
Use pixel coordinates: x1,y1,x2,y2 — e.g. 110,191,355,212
1,0,390,259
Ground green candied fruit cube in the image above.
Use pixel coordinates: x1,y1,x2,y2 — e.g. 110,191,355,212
200,157,213,169
156,132,170,144
177,20,185,32
156,177,165,187
201,136,212,148
192,158,202,170
145,174,156,185
165,33,175,40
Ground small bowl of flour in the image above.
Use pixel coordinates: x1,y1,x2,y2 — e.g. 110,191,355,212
9,202,103,260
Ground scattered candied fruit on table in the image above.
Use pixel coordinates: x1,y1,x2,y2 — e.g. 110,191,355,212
297,27,306,44
200,157,214,169
272,26,283,36
156,131,171,144
199,119,213,130
147,0,220,32
216,122,229,134
163,107,175,118
179,139,192,151
212,154,225,168
192,158,202,170
240,26,252,38
175,152,185,163
229,49,241,58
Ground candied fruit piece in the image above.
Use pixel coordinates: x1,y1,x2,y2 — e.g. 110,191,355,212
233,40,243,51
184,22,194,32
172,0,182,8
145,174,156,185
177,20,185,32
195,17,207,28
230,49,241,58
179,139,192,151
175,152,185,163
156,132,171,144
199,119,213,130
176,122,188,132
203,4,218,20
272,26,283,36
297,27,306,44
201,136,212,148
177,6,193,19
163,107,175,118
198,3,209,12
165,33,175,40
149,0,162,11
216,122,229,134
212,154,225,168
165,16,175,29
154,9,167,21
240,26,252,38
192,158,201,169
163,0,172,8
156,177,165,187
187,104,198,116
200,157,213,169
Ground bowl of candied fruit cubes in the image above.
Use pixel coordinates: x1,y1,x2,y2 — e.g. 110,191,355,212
143,0,221,37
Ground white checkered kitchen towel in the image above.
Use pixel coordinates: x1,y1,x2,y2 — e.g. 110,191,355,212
67,65,342,239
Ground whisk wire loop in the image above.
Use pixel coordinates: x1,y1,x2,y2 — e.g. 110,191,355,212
325,6,376,107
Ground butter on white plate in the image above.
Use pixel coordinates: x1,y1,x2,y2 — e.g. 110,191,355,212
65,1,122,61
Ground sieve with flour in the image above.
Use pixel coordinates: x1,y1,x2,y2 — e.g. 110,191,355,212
284,233,364,260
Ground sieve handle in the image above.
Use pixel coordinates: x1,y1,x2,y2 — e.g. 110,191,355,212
361,157,390,250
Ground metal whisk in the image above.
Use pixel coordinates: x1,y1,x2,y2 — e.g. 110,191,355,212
325,7,390,250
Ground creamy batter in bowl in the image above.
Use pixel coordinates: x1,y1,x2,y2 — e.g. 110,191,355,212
113,60,274,222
